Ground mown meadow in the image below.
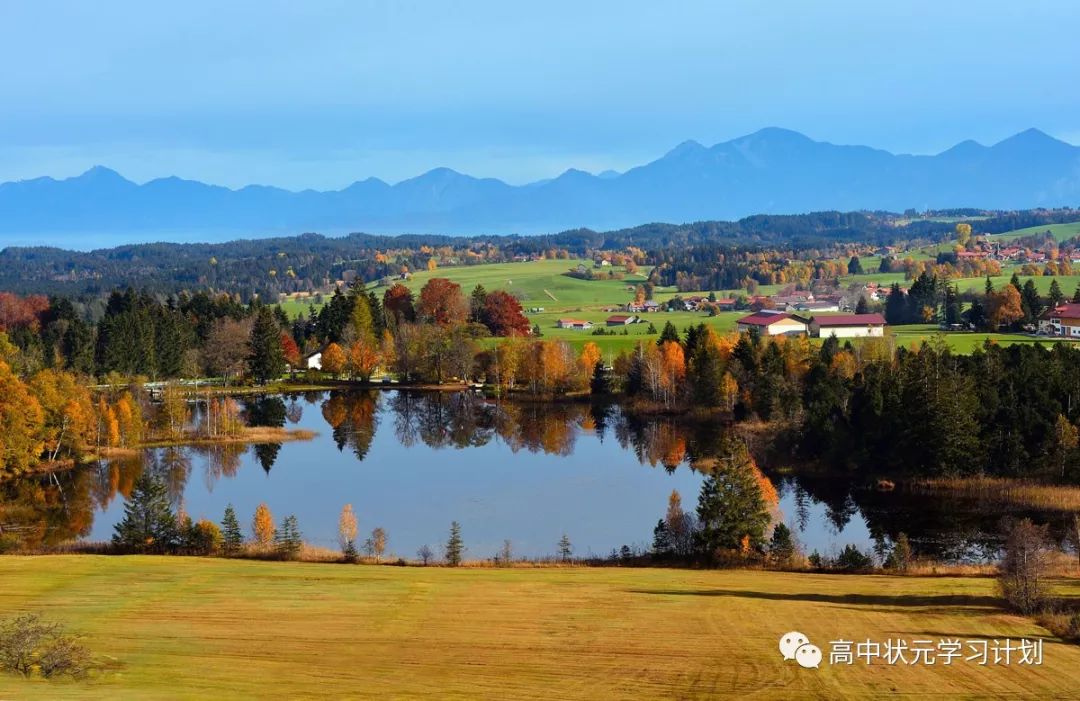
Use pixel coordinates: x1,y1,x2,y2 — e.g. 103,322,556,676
2,556,1080,699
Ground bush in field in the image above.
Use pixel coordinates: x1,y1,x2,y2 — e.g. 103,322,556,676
999,518,1053,615
0,614,91,679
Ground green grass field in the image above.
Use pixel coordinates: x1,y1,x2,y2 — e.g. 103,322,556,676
1,557,1078,699
991,222,1080,243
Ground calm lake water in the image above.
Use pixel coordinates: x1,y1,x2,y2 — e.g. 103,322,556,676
2,390,1073,561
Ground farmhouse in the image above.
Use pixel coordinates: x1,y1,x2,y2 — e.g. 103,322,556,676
810,313,887,339
1038,303,1080,338
304,351,323,370
556,318,594,330
736,311,808,336
606,314,637,326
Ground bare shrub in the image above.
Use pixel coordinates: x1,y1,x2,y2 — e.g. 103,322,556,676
998,518,1053,615
0,614,91,679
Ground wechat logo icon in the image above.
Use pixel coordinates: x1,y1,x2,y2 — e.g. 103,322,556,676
779,631,822,669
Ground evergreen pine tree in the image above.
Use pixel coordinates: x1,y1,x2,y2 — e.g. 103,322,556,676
884,283,907,325
590,361,611,395
854,296,869,315
445,521,464,566
1073,284,1080,304
657,321,680,346
221,504,243,556
768,523,797,566
847,255,864,275
275,514,302,560
1049,279,1064,309
652,519,671,556
112,473,179,553
247,306,286,384
557,533,573,562
696,438,770,560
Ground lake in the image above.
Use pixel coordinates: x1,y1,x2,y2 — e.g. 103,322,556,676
1,390,1073,561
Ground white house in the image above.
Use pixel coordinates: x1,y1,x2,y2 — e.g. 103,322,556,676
305,352,323,370
556,318,594,330
1038,302,1080,337
810,313,887,339
736,312,809,336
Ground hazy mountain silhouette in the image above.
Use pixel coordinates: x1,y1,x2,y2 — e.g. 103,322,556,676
2,128,1079,243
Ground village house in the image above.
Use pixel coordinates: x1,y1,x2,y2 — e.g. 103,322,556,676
810,313,887,339
1037,303,1080,338
795,300,841,313
606,314,637,326
736,311,809,336
714,297,737,311
556,318,594,330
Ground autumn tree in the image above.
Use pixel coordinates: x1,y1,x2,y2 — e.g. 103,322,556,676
382,284,416,326
417,278,467,326
203,317,253,384
252,502,276,550
347,338,381,381
479,290,530,336
320,342,347,377
986,285,1024,329
156,383,188,440
365,527,387,562
0,359,46,478
955,222,973,247
338,504,359,561
280,333,301,369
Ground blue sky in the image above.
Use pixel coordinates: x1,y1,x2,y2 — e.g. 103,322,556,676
1,0,1078,189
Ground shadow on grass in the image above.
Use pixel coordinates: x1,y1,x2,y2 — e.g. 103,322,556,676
626,588,1002,611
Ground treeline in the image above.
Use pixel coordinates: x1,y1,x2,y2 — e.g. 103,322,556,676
12,209,1078,298
883,271,1080,328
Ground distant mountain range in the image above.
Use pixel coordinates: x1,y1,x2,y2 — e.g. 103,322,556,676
2,127,1079,247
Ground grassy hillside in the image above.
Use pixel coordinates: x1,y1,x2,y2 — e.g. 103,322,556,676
991,221,1080,243
1,557,1078,699
276,257,1080,356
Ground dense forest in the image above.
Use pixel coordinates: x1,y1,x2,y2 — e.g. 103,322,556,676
3,208,1077,298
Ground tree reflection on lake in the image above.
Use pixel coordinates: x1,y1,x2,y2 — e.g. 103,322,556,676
0,390,1074,560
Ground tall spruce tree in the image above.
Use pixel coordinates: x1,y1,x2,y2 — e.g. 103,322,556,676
247,306,285,384
445,521,464,566
695,438,770,560
112,473,179,553
221,504,243,556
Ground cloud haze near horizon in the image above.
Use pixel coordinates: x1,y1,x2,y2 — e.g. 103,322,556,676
1,0,1078,189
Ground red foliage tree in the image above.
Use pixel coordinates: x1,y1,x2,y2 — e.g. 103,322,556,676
417,278,467,326
382,284,416,325
480,290,530,336
280,333,301,368
0,293,49,332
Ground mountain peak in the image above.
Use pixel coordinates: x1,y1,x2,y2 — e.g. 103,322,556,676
993,128,1069,150
663,140,707,158
77,165,127,181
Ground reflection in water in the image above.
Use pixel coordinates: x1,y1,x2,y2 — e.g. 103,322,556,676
0,390,1073,560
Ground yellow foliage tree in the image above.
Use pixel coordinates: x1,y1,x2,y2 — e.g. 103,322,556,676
252,503,276,549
